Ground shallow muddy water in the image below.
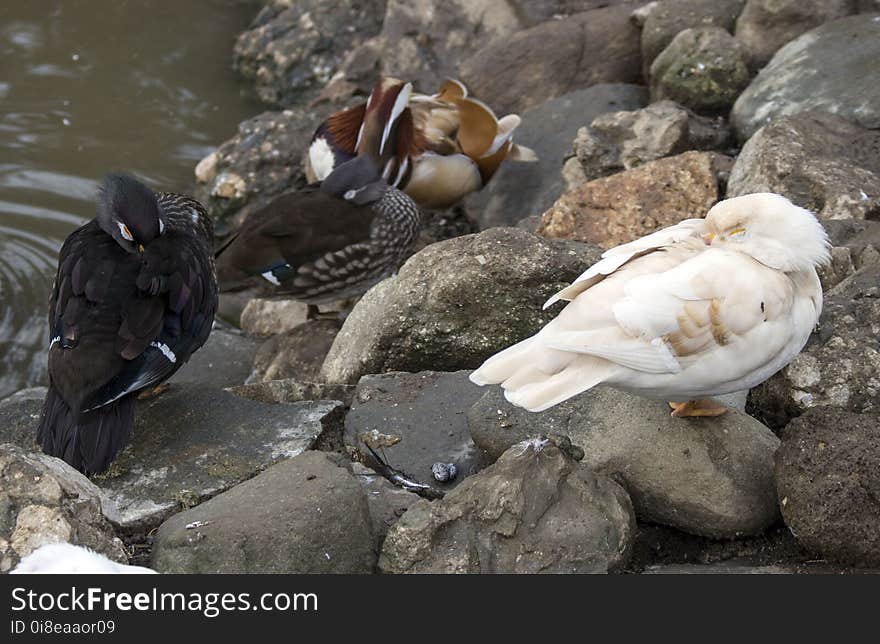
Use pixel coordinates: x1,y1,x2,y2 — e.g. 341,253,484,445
0,0,263,398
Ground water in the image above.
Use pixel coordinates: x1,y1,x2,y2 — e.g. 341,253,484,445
0,0,263,399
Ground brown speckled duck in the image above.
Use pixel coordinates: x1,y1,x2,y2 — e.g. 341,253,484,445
305,77,536,210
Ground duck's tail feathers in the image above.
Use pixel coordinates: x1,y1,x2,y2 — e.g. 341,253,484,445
37,387,136,475
470,338,615,412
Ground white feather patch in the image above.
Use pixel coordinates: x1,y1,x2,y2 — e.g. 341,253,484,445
309,137,336,181
261,270,281,286
49,336,61,349
380,83,412,155
150,341,177,363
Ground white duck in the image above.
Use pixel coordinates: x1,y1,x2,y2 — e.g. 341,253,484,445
11,543,157,574
470,193,831,416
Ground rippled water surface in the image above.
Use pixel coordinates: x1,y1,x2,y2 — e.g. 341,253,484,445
0,0,262,398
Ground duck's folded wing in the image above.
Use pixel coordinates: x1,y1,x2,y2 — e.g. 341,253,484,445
218,189,377,282
545,250,802,378
544,218,706,309
83,232,216,410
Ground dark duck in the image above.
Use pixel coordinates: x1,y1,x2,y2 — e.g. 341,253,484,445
216,154,421,317
38,174,217,474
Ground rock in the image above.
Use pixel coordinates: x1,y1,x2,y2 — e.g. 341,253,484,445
320,228,602,384
0,387,46,407
376,0,521,91
735,0,856,71
727,111,880,221
194,107,329,236
643,562,791,574
563,100,733,187
0,444,125,573
629,522,807,570
817,220,880,290
96,385,345,532
776,407,880,566
379,437,636,573
233,0,387,107
465,84,648,229
344,371,490,490
152,451,375,573
459,5,643,115
0,394,42,450
468,387,781,537
170,324,259,390
228,379,355,407
639,0,745,74
749,263,880,429
649,27,750,114
248,320,341,383
239,298,308,336
732,15,880,141
537,151,731,248
351,462,420,548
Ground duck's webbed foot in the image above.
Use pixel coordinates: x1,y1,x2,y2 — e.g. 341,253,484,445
668,399,729,418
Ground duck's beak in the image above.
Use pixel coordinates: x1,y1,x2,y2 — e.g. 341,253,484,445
137,244,145,253
702,232,715,246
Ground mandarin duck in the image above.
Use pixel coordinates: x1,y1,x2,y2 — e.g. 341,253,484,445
470,194,830,416
216,155,421,317
305,77,536,210
38,174,217,474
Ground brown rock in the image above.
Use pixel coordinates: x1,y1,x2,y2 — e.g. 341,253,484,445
537,151,731,248
459,4,644,114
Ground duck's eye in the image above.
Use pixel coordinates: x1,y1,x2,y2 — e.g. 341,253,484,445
117,222,134,241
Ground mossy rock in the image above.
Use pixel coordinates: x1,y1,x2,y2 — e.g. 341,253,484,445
650,27,749,114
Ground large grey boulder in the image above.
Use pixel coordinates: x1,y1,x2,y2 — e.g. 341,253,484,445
649,27,750,114
0,444,125,573
379,437,636,573
465,84,648,230
749,264,880,429
459,4,644,115
468,387,780,538
344,371,490,491
152,451,375,573
734,0,857,72
320,228,601,385
727,111,880,221
776,407,880,566
732,14,880,141
375,0,521,91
